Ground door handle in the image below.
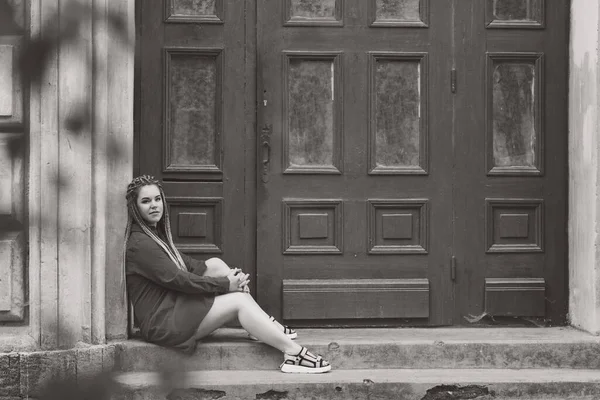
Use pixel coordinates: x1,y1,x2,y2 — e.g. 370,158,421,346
261,124,271,183
262,140,270,165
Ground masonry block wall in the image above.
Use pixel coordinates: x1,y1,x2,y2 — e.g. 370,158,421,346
0,0,134,352
0,0,27,332
569,0,600,334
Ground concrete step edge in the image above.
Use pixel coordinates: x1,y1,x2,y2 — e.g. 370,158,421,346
115,328,600,371
118,327,600,348
115,368,600,388
111,368,600,400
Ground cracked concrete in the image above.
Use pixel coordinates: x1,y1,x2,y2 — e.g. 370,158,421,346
166,388,227,400
0,345,116,398
7,328,600,398
255,389,289,399
116,327,600,372
421,384,493,400
114,369,600,400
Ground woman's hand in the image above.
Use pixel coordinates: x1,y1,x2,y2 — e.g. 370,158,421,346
227,269,250,292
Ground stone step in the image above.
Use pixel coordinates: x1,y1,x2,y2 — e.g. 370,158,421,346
112,368,600,400
115,327,600,372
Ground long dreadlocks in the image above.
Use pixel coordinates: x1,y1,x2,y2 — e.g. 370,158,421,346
122,175,187,279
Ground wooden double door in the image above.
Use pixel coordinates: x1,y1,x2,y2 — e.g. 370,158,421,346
137,0,568,326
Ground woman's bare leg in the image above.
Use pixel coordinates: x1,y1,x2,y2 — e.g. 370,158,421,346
204,258,250,295
202,258,249,326
195,292,301,354
202,257,232,278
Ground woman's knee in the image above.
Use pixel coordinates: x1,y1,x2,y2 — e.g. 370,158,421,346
206,256,226,265
206,257,230,270
204,257,231,277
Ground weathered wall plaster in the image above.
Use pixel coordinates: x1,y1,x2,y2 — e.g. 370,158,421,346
98,0,135,342
569,0,600,333
20,0,133,350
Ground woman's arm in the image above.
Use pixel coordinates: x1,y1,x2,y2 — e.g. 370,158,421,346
179,252,209,275
127,235,230,294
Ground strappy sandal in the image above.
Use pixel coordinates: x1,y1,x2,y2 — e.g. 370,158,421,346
280,347,331,374
248,316,297,340
276,316,298,339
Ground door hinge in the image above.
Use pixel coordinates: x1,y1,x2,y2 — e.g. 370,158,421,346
451,256,456,281
451,68,457,93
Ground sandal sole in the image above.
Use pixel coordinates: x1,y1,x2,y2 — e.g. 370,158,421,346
280,364,332,374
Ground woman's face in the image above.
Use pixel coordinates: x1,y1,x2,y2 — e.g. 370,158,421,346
136,184,163,227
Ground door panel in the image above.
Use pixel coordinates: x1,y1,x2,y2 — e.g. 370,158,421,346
257,0,455,326
453,0,568,324
136,0,568,327
137,1,248,269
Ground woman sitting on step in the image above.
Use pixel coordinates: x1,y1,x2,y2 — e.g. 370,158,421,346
123,175,331,374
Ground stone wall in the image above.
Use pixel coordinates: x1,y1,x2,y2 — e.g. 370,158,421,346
0,345,116,399
0,0,27,331
0,0,134,352
28,0,134,348
568,0,600,333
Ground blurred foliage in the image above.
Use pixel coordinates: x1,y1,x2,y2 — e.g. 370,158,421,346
0,0,132,239
1,0,133,393
0,3,190,397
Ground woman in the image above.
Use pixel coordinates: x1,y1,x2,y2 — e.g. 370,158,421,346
123,175,331,373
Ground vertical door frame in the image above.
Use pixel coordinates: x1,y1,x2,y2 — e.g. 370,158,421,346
245,0,258,292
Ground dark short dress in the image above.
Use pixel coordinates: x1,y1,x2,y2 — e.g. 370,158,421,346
126,223,230,353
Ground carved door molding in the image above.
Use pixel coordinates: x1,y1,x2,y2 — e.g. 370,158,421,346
256,0,568,326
